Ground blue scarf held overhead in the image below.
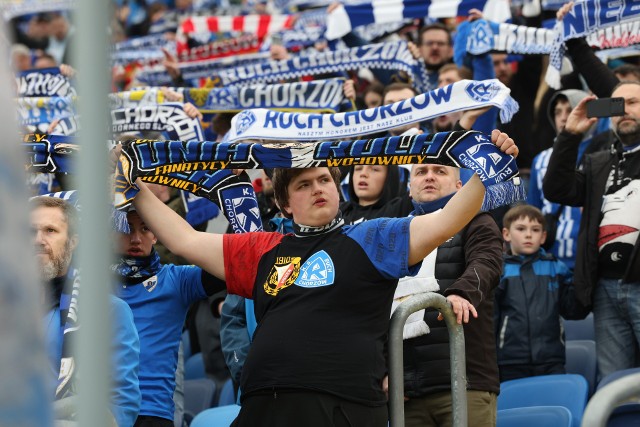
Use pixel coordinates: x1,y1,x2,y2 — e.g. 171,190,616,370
223,79,518,144
113,131,525,213
16,68,76,98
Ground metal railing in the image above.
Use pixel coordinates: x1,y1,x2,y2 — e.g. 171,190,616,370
581,372,640,427
389,292,467,427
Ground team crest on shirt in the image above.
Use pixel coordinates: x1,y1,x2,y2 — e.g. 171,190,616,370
143,275,158,292
294,250,335,288
264,257,301,296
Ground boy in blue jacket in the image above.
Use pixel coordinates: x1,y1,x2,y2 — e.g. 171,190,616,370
495,204,588,382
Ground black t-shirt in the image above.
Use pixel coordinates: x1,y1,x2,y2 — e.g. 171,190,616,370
223,218,416,405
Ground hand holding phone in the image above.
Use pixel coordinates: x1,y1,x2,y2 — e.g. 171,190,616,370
586,97,625,118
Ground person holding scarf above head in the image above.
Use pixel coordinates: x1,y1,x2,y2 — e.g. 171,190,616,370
114,208,225,427
30,196,141,427
128,124,518,426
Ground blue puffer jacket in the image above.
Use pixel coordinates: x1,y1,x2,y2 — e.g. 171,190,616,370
495,249,588,367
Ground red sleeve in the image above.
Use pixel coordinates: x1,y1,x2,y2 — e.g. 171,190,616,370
223,232,284,298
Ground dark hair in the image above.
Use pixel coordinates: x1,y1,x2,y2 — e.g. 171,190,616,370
272,168,341,219
383,82,418,101
503,204,546,231
419,23,452,46
29,196,78,237
613,64,640,82
364,81,384,98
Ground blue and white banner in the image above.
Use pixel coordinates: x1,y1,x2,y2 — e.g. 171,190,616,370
15,68,76,98
224,79,518,143
111,103,205,142
108,89,166,110
112,34,172,52
211,41,432,94
586,20,640,49
136,52,271,86
547,0,640,87
325,0,511,40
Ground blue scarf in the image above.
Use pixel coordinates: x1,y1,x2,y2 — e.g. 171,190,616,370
411,192,456,216
113,248,162,285
113,131,525,213
56,267,80,400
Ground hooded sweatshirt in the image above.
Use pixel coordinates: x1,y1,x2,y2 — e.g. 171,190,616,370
340,164,407,224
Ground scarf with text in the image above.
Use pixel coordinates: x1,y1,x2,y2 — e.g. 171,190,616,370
136,52,271,86
460,18,640,57
179,34,261,62
325,0,511,41
208,41,432,93
547,0,640,88
17,96,76,128
55,266,80,400
223,79,517,143
16,68,76,98
293,212,344,237
114,131,524,214
111,78,351,113
176,14,296,56
110,103,205,141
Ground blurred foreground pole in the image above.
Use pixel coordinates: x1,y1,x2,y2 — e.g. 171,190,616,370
0,18,50,427
74,0,112,426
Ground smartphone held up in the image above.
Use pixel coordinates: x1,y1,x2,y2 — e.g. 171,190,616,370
586,98,626,118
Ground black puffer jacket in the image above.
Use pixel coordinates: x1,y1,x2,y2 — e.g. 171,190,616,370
403,213,503,397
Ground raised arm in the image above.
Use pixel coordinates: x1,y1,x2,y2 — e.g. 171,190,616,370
408,173,485,265
132,179,226,280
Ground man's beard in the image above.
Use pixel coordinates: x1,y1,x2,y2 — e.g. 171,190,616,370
40,240,74,281
615,118,640,146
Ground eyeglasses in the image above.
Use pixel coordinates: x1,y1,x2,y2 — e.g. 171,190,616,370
422,40,448,47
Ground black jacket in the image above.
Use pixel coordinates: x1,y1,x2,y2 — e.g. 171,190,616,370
403,212,503,397
543,131,640,307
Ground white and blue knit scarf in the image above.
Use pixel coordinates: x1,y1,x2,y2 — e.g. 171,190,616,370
223,79,518,143
16,67,76,98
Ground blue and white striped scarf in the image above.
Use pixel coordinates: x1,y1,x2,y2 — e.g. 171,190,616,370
223,79,518,143
325,0,511,41
136,52,271,86
1,0,74,20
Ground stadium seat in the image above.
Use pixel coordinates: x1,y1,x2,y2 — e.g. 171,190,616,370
184,352,206,380
497,406,572,427
563,313,594,341
596,368,640,427
183,378,217,424
217,378,236,407
565,340,597,396
190,404,241,427
498,374,589,427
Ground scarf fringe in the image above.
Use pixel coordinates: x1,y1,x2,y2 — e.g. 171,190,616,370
499,95,520,123
112,209,130,234
403,315,431,339
481,177,526,211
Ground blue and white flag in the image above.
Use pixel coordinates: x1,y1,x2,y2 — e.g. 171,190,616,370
224,79,518,143
15,68,76,98
325,0,511,41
